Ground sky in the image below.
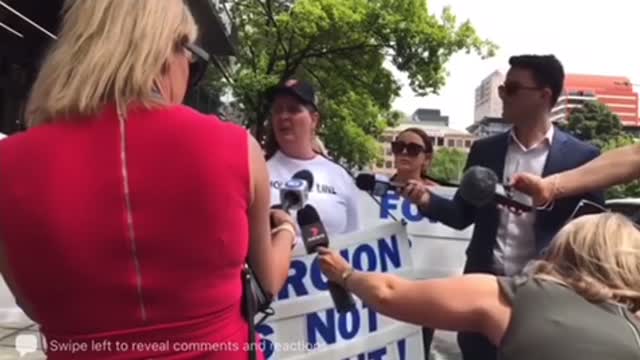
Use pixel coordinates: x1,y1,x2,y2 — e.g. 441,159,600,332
391,0,640,131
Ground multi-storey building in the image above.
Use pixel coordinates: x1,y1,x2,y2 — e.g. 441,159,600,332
474,70,505,123
550,74,640,128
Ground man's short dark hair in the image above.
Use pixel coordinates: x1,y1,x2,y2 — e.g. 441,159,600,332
509,54,564,108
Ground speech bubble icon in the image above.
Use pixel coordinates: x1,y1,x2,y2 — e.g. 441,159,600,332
15,333,38,357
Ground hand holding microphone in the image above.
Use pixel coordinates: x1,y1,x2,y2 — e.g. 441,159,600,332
459,166,535,213
270,169,314,240
317,246,355,289
399,179,432,208
297,204,356,313
355,172,434,207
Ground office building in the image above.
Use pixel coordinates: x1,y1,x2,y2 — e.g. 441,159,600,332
474,70,504,123
550,74,640,128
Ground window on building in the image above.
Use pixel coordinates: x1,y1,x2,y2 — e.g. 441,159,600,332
386,148,392,156
456,139,463,147
465,140,472,148
437,137,444,146
447,139,455,147
376,160,384,168
385,161,393,168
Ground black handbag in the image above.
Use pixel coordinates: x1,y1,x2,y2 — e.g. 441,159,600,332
242,262,275,360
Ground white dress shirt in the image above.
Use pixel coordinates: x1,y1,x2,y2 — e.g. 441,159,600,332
493,126,554,276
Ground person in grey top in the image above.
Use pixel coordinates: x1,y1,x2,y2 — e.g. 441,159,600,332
318,212,640,360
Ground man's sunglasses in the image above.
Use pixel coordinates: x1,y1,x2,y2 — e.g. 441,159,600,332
498,82,541,96
391,141,427,157
184,42,210,89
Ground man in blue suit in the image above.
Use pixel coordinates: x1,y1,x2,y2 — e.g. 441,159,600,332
400,54,604,360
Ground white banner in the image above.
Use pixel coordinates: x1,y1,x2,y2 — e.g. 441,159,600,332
257,221,424,360
357,187,473,280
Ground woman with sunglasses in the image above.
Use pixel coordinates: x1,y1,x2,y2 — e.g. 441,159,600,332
318,212,640,360
0,1,295,359
390,128,438,187
265,79,361,237
389,127,438,358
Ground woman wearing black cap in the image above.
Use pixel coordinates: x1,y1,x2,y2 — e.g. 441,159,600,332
265,79,361,238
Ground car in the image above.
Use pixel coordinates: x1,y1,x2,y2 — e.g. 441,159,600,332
605,198,640,224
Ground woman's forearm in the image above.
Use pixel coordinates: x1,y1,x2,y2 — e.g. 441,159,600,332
345,271,406,313
551,144,640,199
264,230,295,296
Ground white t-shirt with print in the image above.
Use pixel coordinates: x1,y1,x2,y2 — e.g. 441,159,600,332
267,151,361,239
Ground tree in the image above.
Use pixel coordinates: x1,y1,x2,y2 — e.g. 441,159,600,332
601,135,640,200
560,100,640,199
560,101,625,149
212,0,496,168
429,147,468,183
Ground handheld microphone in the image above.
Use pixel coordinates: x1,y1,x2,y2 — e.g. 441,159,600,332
297,205,356,313
278,170,314,212
355,173,405,197
459,166,534,212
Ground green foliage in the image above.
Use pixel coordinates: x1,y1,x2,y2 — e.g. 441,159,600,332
560,101,625,149
429,147,468,183
184,68,227,115
601,135,640,200
213,0,496,168
559,100,639,199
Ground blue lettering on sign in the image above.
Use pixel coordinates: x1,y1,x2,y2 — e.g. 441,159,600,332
277,260,308,299
256,323,275,359
362,303,378,332
341,339,407,360
368,348,387,360
397,339,406,360
338,308,360,340
307,306,376,346
380,193,438,223
278,237,402,300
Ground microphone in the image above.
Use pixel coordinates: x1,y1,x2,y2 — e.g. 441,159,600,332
459,166,534,212
278,170,314,212
297,205,356,313
355,173,405,197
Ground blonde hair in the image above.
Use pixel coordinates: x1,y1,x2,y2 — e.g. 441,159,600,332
530,213,640,312
25,0,198,127
312,136,328,156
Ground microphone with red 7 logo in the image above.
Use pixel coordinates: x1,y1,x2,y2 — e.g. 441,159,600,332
297,204,356,313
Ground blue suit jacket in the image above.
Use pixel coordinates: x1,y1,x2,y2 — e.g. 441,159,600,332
422,128,604,274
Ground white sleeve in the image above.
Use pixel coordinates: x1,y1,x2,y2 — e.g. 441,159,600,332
343,173,361,233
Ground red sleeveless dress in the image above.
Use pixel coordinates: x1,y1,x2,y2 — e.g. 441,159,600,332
0,104,262,359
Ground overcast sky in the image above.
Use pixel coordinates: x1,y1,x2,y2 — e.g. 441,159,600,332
391,0,640,131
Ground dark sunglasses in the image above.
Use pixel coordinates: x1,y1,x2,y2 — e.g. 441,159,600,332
184,42,210,89
391,141,427,157
499,82,541,96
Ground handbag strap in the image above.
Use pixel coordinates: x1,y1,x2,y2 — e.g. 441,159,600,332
242,263,258,360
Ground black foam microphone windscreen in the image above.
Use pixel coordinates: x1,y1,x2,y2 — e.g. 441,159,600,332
459,166,498,207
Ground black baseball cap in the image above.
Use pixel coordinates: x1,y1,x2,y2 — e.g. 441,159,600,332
267,79,318,111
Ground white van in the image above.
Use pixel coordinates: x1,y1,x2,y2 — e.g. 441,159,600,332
605,198,640,223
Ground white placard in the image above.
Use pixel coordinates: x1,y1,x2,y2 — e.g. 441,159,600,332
257,222,424,360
